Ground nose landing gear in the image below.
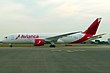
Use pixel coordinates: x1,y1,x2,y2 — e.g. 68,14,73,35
9,44,12,47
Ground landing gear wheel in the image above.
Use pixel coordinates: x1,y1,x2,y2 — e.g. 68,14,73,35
9,44,12,47
49,45,56,48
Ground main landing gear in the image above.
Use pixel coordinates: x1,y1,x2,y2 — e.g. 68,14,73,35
49,44,56,48
49,42,56,48
9,44,13,47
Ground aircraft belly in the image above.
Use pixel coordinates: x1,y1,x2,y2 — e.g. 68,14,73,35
60,33,85,43
61,37,78,43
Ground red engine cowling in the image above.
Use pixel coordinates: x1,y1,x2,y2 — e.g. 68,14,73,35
34,38,44,46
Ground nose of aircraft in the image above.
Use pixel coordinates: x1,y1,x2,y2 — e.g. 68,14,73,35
0,39,3,43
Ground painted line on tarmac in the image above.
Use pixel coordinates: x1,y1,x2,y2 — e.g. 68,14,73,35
66,50,86,53
66,50,74,53
51,50,62,52
74,50,86,52
51,49,86,53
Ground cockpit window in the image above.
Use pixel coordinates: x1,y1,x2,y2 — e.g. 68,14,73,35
5,36,7,39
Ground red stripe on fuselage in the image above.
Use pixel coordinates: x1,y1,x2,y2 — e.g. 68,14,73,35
70,34,92,44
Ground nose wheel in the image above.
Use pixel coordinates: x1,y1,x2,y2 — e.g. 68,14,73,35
9,44,13,47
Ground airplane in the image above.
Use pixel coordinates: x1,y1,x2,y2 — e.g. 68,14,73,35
0,18,103,47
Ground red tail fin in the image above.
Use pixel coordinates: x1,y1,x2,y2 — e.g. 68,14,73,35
84,18,102,35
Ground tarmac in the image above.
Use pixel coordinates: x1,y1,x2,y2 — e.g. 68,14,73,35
0,46,110,73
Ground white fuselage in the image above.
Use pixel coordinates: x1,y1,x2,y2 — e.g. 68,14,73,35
2,32,85,44
57,33,85,43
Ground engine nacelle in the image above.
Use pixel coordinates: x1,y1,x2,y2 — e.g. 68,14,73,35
34,38,44,46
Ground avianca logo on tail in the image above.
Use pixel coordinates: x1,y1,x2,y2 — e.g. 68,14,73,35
16,34,39,39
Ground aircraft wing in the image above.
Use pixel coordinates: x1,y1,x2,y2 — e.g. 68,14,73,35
45,31,82,42
86,33,106,42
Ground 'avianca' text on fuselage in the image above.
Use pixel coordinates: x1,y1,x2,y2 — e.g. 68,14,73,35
1,18,103,47
15,34,39,39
